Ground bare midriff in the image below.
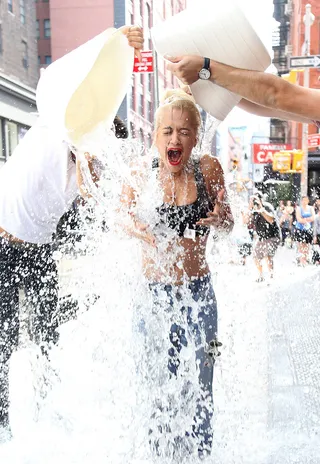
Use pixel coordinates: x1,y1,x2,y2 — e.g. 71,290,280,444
142,235,210,285
0,226,24,243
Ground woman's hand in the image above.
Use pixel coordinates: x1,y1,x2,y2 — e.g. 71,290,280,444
134,220,157,247
121,26,144,61
76,152,101,198
196,189,233,229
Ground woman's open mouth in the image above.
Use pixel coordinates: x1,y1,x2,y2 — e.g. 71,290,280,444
167,149,182,166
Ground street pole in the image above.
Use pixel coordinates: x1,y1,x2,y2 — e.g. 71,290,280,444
301,3,314,197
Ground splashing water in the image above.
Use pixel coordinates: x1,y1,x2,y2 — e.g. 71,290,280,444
1,130,320,464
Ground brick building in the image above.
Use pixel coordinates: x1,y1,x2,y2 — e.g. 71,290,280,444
35,0,186,147
272,0,320,197
289,0,320,196
0,0,38,166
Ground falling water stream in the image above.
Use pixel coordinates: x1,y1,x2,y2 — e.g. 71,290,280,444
0,132,320,464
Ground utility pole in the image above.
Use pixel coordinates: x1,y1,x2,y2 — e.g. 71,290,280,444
301,3,314,197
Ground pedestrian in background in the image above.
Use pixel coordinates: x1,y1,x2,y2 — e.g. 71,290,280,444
249,193,281,283
294,196,315,266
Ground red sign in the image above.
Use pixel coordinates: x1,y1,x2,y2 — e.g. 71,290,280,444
308,134,320,148
133,51,154,73
252,143,292,164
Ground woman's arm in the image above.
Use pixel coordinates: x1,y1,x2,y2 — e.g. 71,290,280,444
76,154,100,198
305,206,316,223
119,168,156,247
199,155,234,232
295,206,306,223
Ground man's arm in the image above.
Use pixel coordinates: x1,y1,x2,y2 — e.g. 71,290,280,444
238,98,313,124
166,56,320,122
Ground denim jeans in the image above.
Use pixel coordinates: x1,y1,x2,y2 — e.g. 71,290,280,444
0,237,58,427
139,274,218,459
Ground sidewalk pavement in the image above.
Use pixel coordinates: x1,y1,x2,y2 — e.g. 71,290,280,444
210,246,320,464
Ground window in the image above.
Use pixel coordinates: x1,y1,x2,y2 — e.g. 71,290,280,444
147,4,152,49
130,122,135,138
0,25,3,54
131,84,135,110
147,100,152,122
0,121,4,160
36,20,40,39
6,121,18,157
22,41,28,69
44,19,51,38
139,93,144,116
45,55,52,65
139,128,144,144
38,56,41,66
20,0,25,24
140,0,143,18
8,0,13,13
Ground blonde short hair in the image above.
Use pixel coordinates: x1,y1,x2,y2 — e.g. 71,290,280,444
154,89,202,135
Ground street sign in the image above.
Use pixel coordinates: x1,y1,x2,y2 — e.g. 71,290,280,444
252,143,292,164
290,55,320,69
133,51,154,73
308,133,320,148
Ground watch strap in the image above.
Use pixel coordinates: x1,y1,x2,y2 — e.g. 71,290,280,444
204,57,210,70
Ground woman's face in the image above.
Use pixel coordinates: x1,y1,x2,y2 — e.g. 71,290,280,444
302,196,309,206
155,106,198,174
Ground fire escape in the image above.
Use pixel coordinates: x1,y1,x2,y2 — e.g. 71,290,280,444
271,0,292,145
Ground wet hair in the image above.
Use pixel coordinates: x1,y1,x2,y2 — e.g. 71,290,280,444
154,89,202,135
113,115,128,139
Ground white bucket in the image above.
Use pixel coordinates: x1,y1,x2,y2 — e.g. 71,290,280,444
151,0,271,122
36,28,134,149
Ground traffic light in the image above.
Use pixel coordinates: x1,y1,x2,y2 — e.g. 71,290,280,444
272,150,303,173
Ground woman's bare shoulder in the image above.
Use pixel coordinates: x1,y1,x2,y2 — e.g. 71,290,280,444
199,154,223,178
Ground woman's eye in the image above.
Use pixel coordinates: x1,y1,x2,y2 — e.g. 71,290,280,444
163,131,171,135
181,131,189,136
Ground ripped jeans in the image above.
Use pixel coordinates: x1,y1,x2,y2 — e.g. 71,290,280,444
137,274,218,459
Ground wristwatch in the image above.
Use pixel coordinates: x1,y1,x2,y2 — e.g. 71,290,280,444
198,57,211,80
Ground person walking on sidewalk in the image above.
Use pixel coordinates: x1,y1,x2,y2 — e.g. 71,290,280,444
294,196,315,266
249,193,281,282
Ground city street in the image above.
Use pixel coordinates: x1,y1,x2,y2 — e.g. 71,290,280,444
211,247,320,463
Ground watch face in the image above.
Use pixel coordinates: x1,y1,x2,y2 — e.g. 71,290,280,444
199,68,211,80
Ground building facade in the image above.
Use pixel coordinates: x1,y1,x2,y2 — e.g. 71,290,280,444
272,0,320,198
0,0,38,165
36,0,51,67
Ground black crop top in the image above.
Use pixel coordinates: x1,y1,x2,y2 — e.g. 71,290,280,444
153,158,214,238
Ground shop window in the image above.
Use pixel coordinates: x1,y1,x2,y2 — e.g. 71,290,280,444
8,0,13,13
